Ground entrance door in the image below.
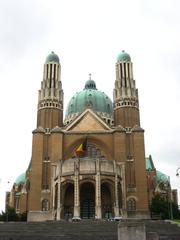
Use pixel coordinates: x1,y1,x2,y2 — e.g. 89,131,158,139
80,182,95,219
101,182,113,219
81,199,95,219
63,183,74,219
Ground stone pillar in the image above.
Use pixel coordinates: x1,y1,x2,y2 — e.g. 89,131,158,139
95,158,101,219
74,159,80,218
52,164,56,219
56,161,62,220
114,161,120,217
121,163,127,217
52,165,55,209
114,176,120,217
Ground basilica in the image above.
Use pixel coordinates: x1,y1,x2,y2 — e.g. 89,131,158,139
6,51,176,221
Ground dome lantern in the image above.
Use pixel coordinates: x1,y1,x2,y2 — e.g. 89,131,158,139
84,74,97,90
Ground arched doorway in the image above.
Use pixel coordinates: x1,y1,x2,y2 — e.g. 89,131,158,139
63,183,74,220
80,182,95,219
101,182,113,219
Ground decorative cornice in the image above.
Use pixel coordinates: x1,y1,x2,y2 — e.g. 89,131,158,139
131,125,144,132
32,127,46,134
51,126,64,133
112,125,126,132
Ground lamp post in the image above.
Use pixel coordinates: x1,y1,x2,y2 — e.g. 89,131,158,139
176,167,180,177
167,176,173,220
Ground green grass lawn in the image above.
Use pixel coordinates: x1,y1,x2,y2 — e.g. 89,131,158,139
174,219,180,223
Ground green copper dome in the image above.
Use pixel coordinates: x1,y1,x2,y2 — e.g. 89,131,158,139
117,50,131,62
156,170,169,183
45,51,59,63
65,77,113,117
15,173,26,185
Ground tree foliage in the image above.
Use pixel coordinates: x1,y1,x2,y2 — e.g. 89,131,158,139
150,194,180,219
0,207,27,221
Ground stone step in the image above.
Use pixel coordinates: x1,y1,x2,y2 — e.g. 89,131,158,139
0,220,180,240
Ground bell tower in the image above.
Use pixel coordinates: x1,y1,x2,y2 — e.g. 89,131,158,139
37,51,64,128
113,50,140,127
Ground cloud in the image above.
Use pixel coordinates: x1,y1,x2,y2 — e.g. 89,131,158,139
0,0,180,211
0,1,51,59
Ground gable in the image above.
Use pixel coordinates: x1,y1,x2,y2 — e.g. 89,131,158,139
65,109,111,132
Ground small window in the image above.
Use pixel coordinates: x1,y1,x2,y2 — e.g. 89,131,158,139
42,199,49,211
127,198,136,211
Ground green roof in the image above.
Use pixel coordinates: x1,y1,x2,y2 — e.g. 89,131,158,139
156,170,169,183
117,50,131,62
145,155,169,184
65,78,113,116
15,173,26,185
145,155,154,170
45,51,59,63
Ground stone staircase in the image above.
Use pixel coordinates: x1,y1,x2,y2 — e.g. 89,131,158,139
0,220,179,240
0,221,117,240
145,220,180,240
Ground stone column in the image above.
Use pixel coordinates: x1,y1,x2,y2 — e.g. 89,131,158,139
95,158,101,219
56,161,62,220
114,161,120,217
74,159,80,218
95,158,102,219
121,163,127,217
52,165,56,211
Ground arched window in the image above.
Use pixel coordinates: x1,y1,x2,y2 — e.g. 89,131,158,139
15,197,20,211
42,199,49,211
127,198,136,211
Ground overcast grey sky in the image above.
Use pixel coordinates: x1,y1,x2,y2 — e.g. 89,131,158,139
0,0,180,211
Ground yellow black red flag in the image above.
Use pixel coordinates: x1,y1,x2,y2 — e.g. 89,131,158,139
75,139,87,157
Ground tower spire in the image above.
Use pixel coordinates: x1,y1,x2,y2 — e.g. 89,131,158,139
113,51,140,127
37,52,64,128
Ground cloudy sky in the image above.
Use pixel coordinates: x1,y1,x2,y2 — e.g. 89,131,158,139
0,0,180,211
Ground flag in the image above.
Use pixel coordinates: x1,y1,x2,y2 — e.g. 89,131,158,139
75,139,87,157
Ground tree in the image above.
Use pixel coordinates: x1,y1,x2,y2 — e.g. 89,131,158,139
0,207,27,221
150,194,180,219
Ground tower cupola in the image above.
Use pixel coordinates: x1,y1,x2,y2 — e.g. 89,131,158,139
117,50,131,62
45,51,60,63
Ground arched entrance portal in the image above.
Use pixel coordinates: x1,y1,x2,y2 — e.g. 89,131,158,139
80,182,95,219
101,182,113,219
63,183,74,220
